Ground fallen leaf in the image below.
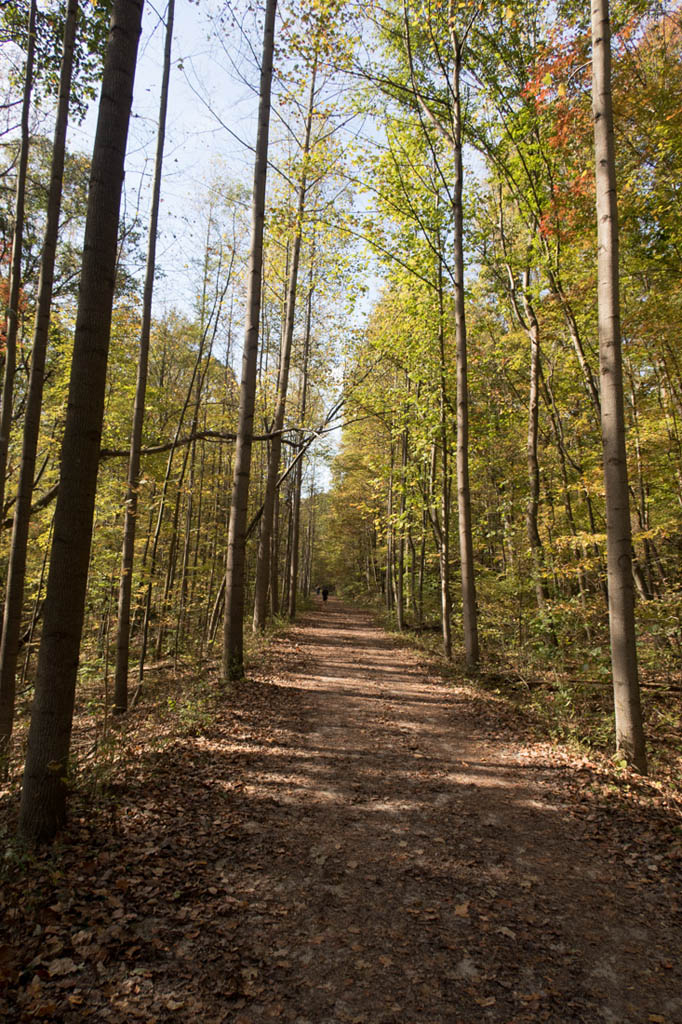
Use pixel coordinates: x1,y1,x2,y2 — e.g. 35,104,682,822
455,903,469,917
47,958,78,977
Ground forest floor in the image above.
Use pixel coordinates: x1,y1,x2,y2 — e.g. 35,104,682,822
2,599,682,1024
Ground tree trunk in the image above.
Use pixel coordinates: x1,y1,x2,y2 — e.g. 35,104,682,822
396,402,408,631
591,0,646,772
270,491,280,616
114,0,174,714
385,444,394,613
303,473,315,597
253,59,316,633
281,487,293,612
426,440,452,660
521,275,550,609
0,0,78,765
19,0,144,842
287,270,314,620
451,47,479,672
0,0,37,524
223,0,277,682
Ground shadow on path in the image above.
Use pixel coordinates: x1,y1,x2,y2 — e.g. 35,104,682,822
216,600,682,1024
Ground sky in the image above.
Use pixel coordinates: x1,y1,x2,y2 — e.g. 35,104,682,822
101,0,261,311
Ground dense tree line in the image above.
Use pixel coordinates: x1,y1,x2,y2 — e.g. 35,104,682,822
0,0,678,838
323,0,680,772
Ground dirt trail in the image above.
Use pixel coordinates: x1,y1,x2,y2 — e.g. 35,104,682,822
217,601,681,1024
3,600,681,1023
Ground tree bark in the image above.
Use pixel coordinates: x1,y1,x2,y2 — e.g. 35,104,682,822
0,0,37,523
591,0,646,772
253,59,316,632
223,0,277,681
520,274,551,609
451,45,479,672
287,274,314,620
0,0,78,766
19,0,144,842
385,444,394,613
114,0,174,714
426,439,452,661
396,391,408,631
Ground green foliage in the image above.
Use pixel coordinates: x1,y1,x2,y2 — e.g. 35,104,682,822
1,0,113,120
316,0,682,773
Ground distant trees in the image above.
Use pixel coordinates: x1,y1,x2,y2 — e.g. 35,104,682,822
319,0,682,769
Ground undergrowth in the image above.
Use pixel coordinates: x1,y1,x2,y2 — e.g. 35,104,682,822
0,613,293,832
373,600,682,794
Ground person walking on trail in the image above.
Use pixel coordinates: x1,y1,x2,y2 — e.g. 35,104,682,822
322,587,329,602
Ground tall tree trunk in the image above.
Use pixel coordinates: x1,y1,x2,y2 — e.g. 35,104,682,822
591,0,646,773
451,45,479,672
270,491,280,615
521,274,550,609
19,513,53,693
287,269,314,620
426,440,452,660
0,0,78,765
385,445,394,612
303,472,315,597
19,0,144,842
0,0,37,524
396,397,408,631
223,0,277,681
281,487,293,612
253,60,316,633
114,0,174,714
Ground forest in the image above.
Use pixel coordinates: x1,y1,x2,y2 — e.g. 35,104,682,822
1,0,681,1021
